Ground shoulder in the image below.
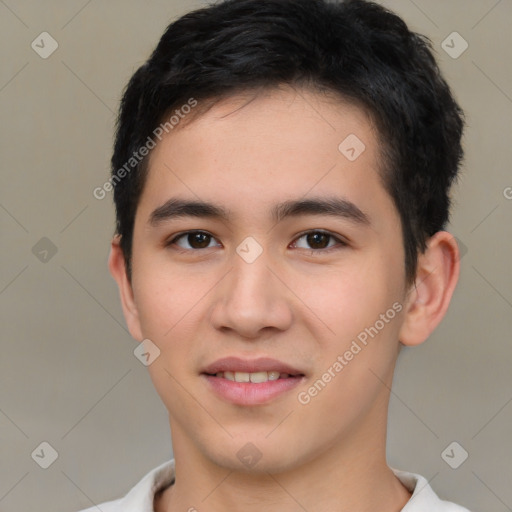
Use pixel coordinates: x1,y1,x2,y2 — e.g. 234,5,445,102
73,459,175,512
392,469,472,511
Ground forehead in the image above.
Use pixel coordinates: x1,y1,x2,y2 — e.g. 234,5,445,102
137,86,395,228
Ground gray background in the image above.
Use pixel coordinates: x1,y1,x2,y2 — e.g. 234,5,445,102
1,1,511,511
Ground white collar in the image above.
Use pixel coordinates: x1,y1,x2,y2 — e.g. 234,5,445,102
101,459,470,512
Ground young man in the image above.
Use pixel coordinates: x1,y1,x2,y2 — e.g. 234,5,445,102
83,0,470,510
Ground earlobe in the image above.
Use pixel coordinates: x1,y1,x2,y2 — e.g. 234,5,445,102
108,236,144,341
398,231,460,347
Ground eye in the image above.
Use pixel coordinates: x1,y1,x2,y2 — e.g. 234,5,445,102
167,231,220,250
291,230,347,253
166,229,347,253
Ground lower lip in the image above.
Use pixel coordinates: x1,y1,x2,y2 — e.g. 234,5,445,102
202,374,304,405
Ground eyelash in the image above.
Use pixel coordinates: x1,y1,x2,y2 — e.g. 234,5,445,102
165,230,348,255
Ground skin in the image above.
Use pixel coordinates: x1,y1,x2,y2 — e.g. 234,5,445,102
109,85,460,512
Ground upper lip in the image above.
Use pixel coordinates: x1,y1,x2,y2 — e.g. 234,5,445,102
202,357,304,376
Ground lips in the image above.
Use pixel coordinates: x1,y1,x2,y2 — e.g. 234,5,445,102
201,356,306,405
202,356,304,377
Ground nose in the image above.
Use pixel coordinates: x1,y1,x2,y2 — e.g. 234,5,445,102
209,246,293,339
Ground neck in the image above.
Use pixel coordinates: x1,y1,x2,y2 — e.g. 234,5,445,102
157,405,411,512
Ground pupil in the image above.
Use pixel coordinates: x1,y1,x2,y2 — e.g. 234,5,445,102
307,232,328,249
191,233,210,248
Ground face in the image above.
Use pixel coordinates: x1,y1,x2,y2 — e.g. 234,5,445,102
116,86,411,473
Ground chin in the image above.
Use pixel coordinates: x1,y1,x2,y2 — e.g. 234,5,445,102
202,434,313,475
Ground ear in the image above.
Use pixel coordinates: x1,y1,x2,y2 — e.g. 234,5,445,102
108,235,143,341
399,231,460,347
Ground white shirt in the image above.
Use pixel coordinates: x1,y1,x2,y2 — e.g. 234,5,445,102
77,459,471,512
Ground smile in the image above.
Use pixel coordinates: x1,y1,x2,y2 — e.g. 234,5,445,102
201,356,306,405
209,371,294,383
203,374,305,406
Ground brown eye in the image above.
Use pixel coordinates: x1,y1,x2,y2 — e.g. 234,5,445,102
188,232,211,248
293,230,346,252
306,232,330,249
169,231,217,250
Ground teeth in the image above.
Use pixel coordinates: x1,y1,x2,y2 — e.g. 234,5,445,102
214,370,286,382
249,371,268,383
235,372,250,382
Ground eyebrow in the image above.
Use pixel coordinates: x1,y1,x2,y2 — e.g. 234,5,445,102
148,196,371,227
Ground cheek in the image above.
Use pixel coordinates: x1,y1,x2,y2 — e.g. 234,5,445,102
134,271,205,407
132,259,212,338
298,301,402,429
300,257,403,347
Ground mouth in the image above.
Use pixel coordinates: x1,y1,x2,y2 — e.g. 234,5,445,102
204,371,302,383
201,356,305,381
201,357,306,405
